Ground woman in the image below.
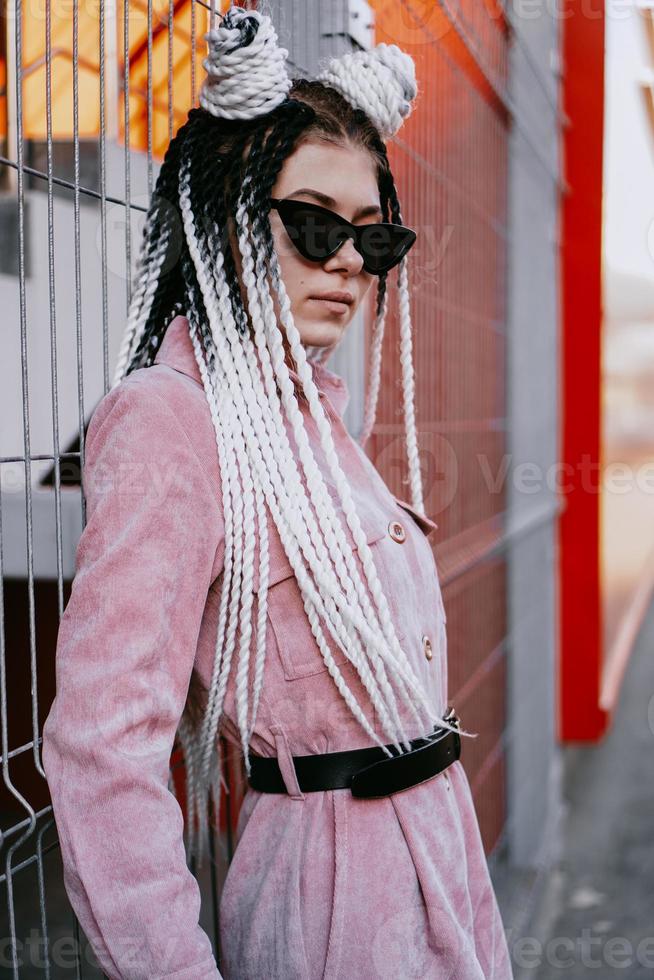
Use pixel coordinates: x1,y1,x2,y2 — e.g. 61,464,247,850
42,6,513,979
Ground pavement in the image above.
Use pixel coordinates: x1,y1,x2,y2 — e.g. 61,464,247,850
494,592,654,979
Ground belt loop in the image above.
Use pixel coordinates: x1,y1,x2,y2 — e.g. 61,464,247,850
269,724,305,800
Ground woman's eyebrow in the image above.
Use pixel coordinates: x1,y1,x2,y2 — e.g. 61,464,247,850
286,187,383,219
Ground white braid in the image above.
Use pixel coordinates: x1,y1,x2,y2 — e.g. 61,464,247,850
359,284,390,448
234,196,427,733
199,6,292,121
248,482,269,743
179,180,424,867
316,43,418,140
238,199,430,748
227,196,447,745
199,176,426,748
185,320,241,865
397,256,425,510
111,216,171,388
109,5,478,871
178,159,389,857
264,248,440,721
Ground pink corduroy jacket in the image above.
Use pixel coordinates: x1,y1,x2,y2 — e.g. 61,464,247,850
42,315,513,980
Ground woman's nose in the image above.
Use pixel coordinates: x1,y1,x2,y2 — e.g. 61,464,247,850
323,235,364,275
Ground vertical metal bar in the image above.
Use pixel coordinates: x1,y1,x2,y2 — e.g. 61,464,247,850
100,0,110,391
4,0,41,975
0,490,19,978
13,0,41,793
169,0,175,141
71,0,87,967
147,0,153,198
190,0,196,106
39,0,60,971
35,822,52,979
72,0,86,529
4,0,16,193
45,0,64,626
124,0,133,313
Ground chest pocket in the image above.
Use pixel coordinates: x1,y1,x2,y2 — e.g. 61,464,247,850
256,516,388,682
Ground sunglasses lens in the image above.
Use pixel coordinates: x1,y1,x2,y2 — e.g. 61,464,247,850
277,206,345,260
357,224,416,274
273,201,416,275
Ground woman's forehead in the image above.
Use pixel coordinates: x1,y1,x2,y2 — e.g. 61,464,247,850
273,140,380,214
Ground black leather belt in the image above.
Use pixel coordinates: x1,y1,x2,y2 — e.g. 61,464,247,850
247,707,462,799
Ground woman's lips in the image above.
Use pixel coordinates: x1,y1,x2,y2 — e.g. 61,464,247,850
308,298,350,315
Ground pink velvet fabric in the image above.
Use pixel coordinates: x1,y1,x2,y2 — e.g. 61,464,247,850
42,315,513,979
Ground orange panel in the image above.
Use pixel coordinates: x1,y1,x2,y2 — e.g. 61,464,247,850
368,0,510,852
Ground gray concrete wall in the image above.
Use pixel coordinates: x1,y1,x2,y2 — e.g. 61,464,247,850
505,7,564,871
0,142,153,578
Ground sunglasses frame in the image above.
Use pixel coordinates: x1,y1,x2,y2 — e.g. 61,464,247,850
268,197,417,276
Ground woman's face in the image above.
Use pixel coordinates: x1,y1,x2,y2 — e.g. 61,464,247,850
267,139,381,350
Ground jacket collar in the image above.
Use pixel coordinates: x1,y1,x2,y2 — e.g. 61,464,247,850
154,315,350,419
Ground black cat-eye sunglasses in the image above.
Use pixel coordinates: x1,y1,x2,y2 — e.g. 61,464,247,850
268,197,417,276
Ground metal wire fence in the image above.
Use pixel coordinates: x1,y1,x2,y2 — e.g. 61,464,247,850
0,0,563,973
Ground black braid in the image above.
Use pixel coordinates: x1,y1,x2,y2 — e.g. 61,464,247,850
244,102,318,267
182,113,265,342
176,109,297,371
120,82,402,378
125,114,193,371
139,83,413,750
366,129,400,319
195,100,317,342
143,133,187,330
124,109,235,371
177,111,247,375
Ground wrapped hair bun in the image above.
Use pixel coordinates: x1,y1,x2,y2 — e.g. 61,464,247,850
199,5,292,120
316,43,418,139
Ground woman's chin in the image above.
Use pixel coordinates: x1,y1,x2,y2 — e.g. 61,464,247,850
296,317,348,348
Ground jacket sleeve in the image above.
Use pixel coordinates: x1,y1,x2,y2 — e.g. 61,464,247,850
42,376,225,980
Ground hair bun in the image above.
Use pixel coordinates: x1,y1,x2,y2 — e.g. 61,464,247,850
316,43,418,139
199,5,292,121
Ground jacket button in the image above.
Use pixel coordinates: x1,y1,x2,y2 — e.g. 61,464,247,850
422,635,433,660
388,520,406,543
